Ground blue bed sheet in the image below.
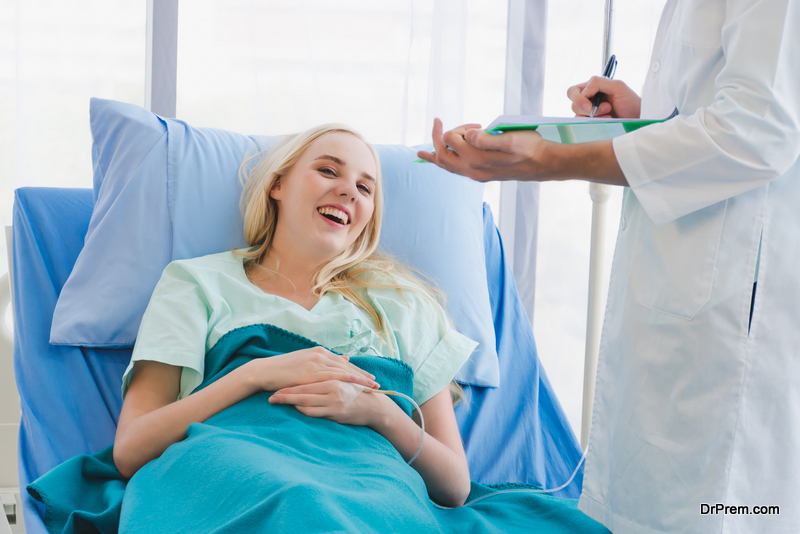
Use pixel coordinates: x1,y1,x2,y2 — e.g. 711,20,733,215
11,187,583,534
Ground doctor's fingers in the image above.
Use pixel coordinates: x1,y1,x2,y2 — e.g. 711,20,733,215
456,129,541,166
574,78,641,118
447,122,484,137
417,122,473,176
434,136,517,182
567,81,594,115
568,77,621,115
423,119,480,166
422,144,497,182
418,120,501,181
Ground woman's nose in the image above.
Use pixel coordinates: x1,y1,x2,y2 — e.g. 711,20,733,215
336,180,358,200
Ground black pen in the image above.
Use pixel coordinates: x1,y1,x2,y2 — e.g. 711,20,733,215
589,54,617,118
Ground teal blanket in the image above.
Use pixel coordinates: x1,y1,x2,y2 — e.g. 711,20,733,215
29,323,609,533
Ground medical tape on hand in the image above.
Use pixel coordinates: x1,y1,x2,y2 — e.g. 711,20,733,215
339,381,366,407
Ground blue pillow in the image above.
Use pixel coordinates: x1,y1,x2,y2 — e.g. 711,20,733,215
50,98,498,388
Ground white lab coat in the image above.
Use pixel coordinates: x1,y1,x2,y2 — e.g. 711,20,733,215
578,0,800,533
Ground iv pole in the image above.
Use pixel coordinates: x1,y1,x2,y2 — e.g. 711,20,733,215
580,0,614,450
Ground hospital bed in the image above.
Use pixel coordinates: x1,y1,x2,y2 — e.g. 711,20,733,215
4,100,585,534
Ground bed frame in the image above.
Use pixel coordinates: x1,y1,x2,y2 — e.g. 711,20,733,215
1,227,23,532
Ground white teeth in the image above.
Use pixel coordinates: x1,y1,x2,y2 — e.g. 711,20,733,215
317,206,349,225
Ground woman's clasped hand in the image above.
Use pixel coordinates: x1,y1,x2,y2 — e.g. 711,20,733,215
250,346,380,393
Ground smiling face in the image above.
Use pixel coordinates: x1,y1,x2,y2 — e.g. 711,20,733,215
268,131,378,264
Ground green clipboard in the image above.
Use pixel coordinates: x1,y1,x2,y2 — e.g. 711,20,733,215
486,115,665,141
414,115,667,162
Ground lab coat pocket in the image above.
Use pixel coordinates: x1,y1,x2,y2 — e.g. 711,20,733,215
630,200,727,320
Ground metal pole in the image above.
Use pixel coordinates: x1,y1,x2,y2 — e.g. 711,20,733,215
580,0,614,450
602,0,614,64
145,0,179,117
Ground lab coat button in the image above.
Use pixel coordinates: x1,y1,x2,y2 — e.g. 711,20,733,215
651,60,661,72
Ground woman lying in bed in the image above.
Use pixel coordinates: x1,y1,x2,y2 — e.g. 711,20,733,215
30,124,609,534
114,124,475,505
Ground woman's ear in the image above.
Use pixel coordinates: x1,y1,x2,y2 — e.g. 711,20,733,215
268,178,282,200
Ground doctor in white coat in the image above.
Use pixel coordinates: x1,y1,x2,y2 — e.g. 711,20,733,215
419,0,800,533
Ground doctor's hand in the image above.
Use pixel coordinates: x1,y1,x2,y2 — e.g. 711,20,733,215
248,347,380,393
269,380,395,428
418,118,629,186
567,77,641,118
417,118,551,182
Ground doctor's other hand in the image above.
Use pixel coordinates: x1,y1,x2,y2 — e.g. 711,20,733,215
418,118,629,186
417,118,548,182
567,77,641,119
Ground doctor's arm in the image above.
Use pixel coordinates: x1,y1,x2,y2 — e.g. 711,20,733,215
422,0,800,225
610,0,800,224
417,76,641,184
417,118,628,186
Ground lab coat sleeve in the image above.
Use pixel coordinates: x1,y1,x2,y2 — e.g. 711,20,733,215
613,0,800,226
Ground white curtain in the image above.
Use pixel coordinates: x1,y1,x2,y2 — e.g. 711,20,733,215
500,0,548,324
1,0,147,276
173,0,506,147
1,0,516,272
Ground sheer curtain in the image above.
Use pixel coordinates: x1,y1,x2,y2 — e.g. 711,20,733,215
174,0,506,147
1,0,147,277
1,0,509,275
535,0,668,435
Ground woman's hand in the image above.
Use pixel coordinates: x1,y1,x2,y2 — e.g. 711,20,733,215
567,77,641,118
273,384,471,507
269,380,390,428
248,347,380,393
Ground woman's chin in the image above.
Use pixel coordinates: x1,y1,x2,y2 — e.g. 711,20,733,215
309,240,351,262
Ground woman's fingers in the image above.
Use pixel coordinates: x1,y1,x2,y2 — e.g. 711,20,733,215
270,381,360,408
326,361,378,388
315,348,376,382
271,381,383,426
322,369,379,389
271,382,329,401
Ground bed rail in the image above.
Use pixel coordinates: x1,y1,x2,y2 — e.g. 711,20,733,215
1,229,23,533
0,274,11,354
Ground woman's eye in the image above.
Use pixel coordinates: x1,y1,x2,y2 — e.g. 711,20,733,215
358,184,372,194
319,167,336,176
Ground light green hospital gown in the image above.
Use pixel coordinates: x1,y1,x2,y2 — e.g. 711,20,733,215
122,251,477,405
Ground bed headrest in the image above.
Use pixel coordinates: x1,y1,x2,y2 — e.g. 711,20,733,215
50,98,499,388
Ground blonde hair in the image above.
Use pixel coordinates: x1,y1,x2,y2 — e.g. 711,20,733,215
238,124,463,404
